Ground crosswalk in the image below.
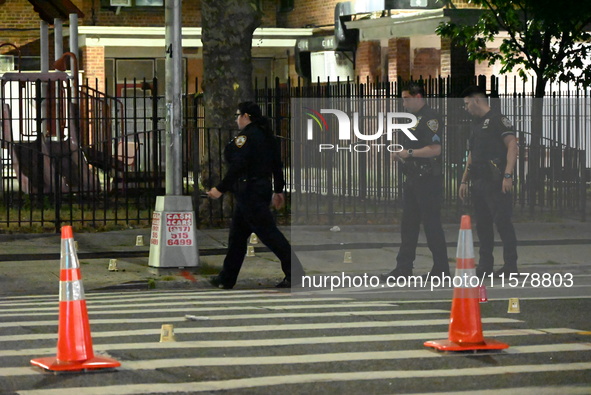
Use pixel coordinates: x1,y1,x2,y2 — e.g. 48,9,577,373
0,289,590,394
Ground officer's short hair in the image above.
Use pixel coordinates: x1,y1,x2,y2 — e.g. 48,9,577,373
238,101,262,119
461,85,487,98
402,83,425,97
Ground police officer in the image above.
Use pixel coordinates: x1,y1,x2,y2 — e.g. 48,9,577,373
459,86,519,277
381,84,450,282
207,102,304,289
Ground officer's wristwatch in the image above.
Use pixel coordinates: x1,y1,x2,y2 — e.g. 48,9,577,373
407,149,414,157
503,173,512,179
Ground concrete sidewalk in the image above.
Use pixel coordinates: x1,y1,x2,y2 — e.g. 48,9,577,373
0,219,589,295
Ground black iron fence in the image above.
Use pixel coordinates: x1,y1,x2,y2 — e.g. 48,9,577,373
251,76,588,225
0,73,588,232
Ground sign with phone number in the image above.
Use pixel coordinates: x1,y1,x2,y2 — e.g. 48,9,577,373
164,213,194,246
150,212,161,246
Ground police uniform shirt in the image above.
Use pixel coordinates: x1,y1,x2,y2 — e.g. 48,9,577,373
468,110,515,164
404,104,443,151
403,104,443,166
216,123,285,194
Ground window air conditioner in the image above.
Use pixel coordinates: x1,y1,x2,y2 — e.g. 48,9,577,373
0,55,15,72
110,0,132,6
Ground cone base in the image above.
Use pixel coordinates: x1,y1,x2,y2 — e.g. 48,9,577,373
31,356,121,372
424,338,509,352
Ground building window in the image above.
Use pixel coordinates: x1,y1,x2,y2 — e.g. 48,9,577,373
135,0,164,6
102,0,163,8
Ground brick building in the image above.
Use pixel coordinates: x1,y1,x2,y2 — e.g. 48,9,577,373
0,0,313,95
0,0,508,96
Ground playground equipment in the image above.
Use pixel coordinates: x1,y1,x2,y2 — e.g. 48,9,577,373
0,50,147,195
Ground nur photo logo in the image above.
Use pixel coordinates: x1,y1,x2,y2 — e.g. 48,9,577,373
304,107,419,152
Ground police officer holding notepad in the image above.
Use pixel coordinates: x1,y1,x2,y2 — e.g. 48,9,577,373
381,83,450,282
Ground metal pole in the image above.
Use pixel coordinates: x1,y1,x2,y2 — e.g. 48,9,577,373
40,21,49,73
53,19,64,155
54,18,63,60
149,0,198,269
165,0,183,195
68,14,79,106
68,14,79,61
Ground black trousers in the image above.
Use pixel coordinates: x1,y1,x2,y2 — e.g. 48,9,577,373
396,175,449,273
218,188,304,288
472,178,518,270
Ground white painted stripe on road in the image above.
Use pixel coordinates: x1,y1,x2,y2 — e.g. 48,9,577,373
338,283,591,296
413,386,591,395
0,328,580,358
0,309,449,328
0,289,288,302
113,343,591,370
0,302,397,318
0,291,300,307
541,328,586,334
371,295,591,303
0,317,521,342
2,291,591,306
0,297,352,312
6,343,591,377
11,362,591,393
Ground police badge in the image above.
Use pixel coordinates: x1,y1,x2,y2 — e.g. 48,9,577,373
427,119,439,133
501,117,513,128
235,135,247,148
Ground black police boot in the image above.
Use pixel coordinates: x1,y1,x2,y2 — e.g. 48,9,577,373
420,270,452,283
209,275,233,290
275,277,292,288
379,268,412,282
476,265,493,278
494,265,519,278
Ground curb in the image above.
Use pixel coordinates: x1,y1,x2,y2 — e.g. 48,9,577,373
0,239,589,262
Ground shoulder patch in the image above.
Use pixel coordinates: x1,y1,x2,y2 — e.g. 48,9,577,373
235,135,247,148
501,116,513,128
427,119,439,133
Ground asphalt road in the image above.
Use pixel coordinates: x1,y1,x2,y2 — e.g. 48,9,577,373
0,285,590,394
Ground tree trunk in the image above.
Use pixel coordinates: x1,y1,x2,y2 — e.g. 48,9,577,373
200,0,261,225
528,75,548,214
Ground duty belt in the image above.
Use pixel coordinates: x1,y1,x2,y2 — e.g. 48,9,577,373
402,161,435,178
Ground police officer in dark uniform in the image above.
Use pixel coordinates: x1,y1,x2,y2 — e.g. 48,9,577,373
207,102,304,289
459,86,519,277
381,84,450,282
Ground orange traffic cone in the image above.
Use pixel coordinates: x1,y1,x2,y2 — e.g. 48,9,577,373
30,226,121,372
424,215,509,351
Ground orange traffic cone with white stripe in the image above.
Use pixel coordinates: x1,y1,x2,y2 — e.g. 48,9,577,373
30,226,121,372
424,215,509,351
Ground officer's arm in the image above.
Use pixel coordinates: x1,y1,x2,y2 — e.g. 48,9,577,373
271,138,286,193
459,152,472,202
503,134,518,176
462,152,472,184
412,144,441,158
216,138,250,193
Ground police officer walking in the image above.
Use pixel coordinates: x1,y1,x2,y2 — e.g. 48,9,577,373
207,101,304,289
381,84,450,282
459,86,519,277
